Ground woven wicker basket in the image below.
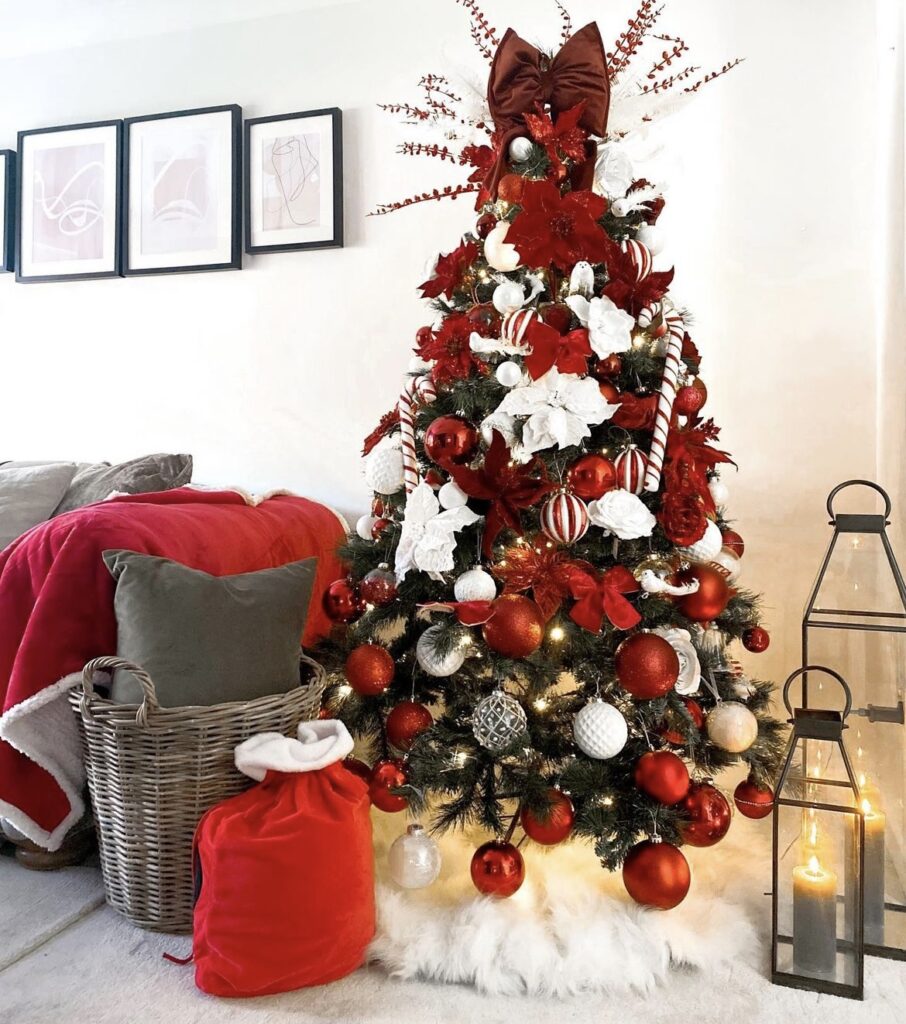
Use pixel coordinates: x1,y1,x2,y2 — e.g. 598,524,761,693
70,653,325,934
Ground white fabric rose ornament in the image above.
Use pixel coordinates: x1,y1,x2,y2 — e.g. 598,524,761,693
565,294,636,360
653,626,702,695
587,490,656,540
394,482,481,582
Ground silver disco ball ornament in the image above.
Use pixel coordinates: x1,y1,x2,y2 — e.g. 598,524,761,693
472,689,527,753
573,699,628,759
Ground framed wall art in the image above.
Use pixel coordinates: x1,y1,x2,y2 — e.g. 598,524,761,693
16,120,122,283
245,108,343,254
0,150,15,272
123,104,241,275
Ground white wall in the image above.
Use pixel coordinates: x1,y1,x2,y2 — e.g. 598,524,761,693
0,0,890,682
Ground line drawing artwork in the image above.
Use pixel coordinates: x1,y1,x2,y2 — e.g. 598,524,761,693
142,135,218,254
32,143,105,262
262,133,321,230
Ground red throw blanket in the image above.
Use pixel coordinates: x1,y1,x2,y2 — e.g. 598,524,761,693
0,488,345,850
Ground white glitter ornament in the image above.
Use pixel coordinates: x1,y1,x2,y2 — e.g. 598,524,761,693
706,701,758,753
454,566,497,602
356,514,378,540
573,699,628,759
713,549,741,582
363,440,405,495
636,224,664,255
472,689,528,753
709,477,730,506
495,360,524,388
484,221,521,272
416,624,466,677
677,520,723,563
508,136,534,162
438,480,468,509
492,280,526,315
388,823,441,889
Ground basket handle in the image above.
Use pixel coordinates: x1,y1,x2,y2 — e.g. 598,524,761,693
81,656,160,727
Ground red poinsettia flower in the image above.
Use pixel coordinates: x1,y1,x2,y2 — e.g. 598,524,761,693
602,238,675,317
362,408,399,456
416,314,484,386
663,419,736,514
493,541,591,621
522,320,592,380
419,240,478,300
461,144,496,209
506,180,609,271
449,432,556,557
524,102,589,182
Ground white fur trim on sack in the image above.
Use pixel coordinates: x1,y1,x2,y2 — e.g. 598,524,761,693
235,719,354,781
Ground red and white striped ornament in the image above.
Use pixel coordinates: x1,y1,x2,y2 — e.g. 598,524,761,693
540,491,589,545
622,239,653,282
501,308,537,351
397,374,437,493
643,306,685,493
614,445,648,495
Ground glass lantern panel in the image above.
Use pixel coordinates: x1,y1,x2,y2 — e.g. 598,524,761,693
783,735,858,809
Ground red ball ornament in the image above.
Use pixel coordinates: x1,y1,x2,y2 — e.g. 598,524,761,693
658,697,704,745
359,564,398,607
568,454,617,500
475,212,497,239
742,626,770,653
623,839,691,910
369,758,409,812
482,594,545,659
615,633,680,700
592,353,622,380
520,789,575,845
371,517,391,540
424,415,480,468
598,380,621,404
344,644,395,696
323,578,364,624
674,378,708,417
415,325,434,348
614,445,648,495
634,750,691,805
497,174,525,204
540,490,589,545
343,757,372,782
733,777,775,819
470,840,525,898
675,565,731,622
466,303,500,334
721,529,745,557
385,701,433,751
679,781,732,847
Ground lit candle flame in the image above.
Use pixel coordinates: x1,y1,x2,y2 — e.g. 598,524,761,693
807,854,822,876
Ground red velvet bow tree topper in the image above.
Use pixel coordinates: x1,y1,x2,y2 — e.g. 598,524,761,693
507,180,609,272
493,542,591,621
419,240,479,299
567,565,641,632
449,432,556,557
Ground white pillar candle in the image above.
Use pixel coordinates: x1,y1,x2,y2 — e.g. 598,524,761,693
793,855,838,978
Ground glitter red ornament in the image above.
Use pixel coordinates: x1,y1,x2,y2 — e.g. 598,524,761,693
679,781,732,847
323,578,364,624
622,838,691,909
424,415,480,468
675,565,731,622
385,701,433,751
470,840,525,898
615,633,680,700
520,788,575,845
634,750,691,805
674,378,708,416
658,697,704,745
482,594,545,658
344,644,395,696
742,626,770,653
733,777,775,819
369,758,409,812
721,529,745,557
359,564,398,607
567,454,617,500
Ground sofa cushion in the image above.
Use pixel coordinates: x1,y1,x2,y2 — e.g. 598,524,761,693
53,453,193,516
0,462,77,550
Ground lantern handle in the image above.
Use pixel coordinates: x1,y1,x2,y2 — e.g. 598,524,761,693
782,665,852,720
826,480,891,524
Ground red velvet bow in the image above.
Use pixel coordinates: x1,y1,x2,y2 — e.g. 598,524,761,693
567,565,641,633
483,24,610,203
524,323,592,380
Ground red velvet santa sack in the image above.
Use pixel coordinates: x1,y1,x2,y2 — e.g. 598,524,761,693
191,720,374,997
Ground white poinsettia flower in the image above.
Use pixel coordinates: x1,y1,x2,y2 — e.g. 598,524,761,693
587,489,656,540
478,410,532,464
394,482,481,582
495,368,617,455
565,294,636,360
653,626,702,696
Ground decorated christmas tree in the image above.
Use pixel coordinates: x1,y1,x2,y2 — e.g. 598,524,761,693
319,1,784,909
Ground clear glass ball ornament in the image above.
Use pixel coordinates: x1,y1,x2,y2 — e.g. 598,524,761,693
388,823,442,889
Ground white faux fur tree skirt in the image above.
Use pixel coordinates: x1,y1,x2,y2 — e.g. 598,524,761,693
368,808,768,996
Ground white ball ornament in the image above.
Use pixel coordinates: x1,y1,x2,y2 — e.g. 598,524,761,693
708,477,730,506
356,514,378,541
706,701,759,753
492,280,525,315
388,823,442,889
438,480,468,509
508,136,534,163
677,520,723,563
713,549,741,582
636,223,664,256
416,624,466,677
495,360,524,388
472,689,528,753
363,442,405,495
454,566,497,602
573,699,628,759
484,221,521,272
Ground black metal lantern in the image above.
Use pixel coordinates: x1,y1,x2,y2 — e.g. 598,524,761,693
772,666,864,1000
802,481,906,960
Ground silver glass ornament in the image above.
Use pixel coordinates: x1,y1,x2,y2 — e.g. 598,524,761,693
472,689,527,753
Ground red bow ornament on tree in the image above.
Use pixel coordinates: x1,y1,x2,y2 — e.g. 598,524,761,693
567,564,641,632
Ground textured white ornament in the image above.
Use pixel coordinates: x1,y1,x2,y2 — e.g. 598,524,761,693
508,136,535,162
495,360,524,388
713,549,741,582
636,224,664,255
472,689,528,753
706,701,758,753
492,280,526,316
708,477,730,506
388,823,442,889
484,221,521,272
438,480,468,509
364,440,405,495
677,520,723,563
356,514,378,540
573,699,628,759
416,624,466,677
454,566,497,603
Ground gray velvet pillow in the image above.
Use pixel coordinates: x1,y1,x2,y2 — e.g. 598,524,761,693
103,550,318,707
0,462,77,550
53,453,193,516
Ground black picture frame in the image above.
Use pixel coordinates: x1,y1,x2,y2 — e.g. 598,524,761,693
0,150,15,273
16,120,123,283
122,104,242,276
244,107,343,254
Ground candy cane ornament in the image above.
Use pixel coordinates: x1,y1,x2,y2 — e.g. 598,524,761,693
643,307,685,493
398,375,437,493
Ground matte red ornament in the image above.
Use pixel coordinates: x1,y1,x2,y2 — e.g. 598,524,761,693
369,758,409,812
385,701,433,751
520,788,575,845
679,781,732,847
674,378,708,416
568,454,617,500
342,757,372,782
733,777,775,819
359,565,398,607
371,517,391,540
658,697,704,745
615,633,680,699
622,839,691,909
323,578,364,624
344,644,395,696
592,353,622,379
470,840,525,898
675,565,731,622
721,529,745,557
634,750,691,805
482,594,545,658
424,415,480,468
475,212,497,238
742,626,770,653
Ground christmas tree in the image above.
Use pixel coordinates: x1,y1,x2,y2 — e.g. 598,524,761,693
319,1,784,909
